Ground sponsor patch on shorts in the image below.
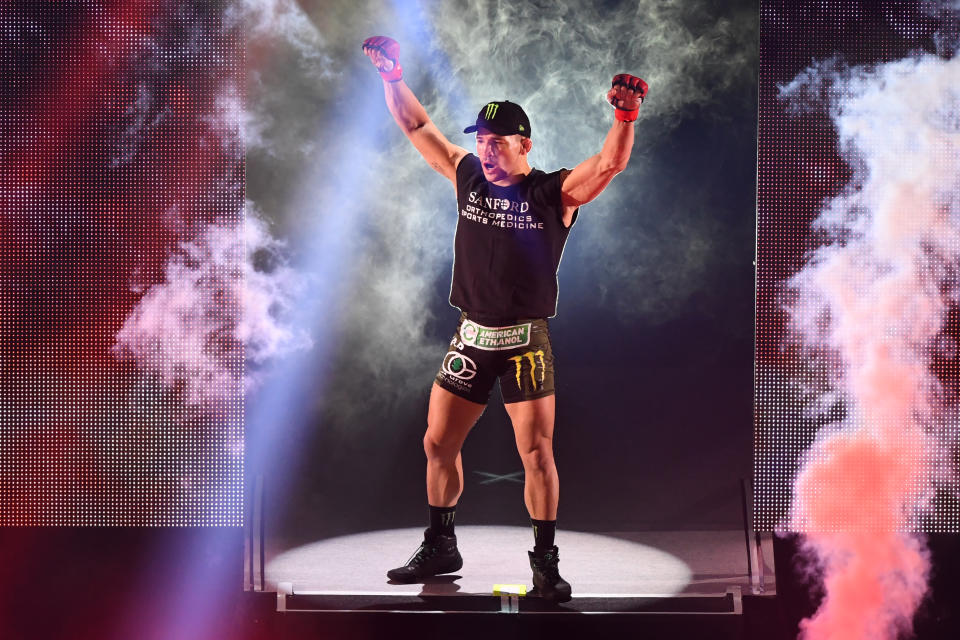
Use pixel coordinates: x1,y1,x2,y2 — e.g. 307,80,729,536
441,351,478,380
459,319,531,351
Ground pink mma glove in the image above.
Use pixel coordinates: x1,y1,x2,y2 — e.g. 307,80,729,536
607,74,648,122
362,35,403,82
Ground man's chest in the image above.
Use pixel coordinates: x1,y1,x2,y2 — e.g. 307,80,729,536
458,186,548,233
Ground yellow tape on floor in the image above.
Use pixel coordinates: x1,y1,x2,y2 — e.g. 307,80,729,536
492,584,527,596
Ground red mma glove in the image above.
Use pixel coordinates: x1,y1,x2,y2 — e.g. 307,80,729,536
607,74,648,122
362,36,403,83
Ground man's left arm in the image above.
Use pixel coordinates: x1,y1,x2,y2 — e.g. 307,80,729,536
560,74,648,227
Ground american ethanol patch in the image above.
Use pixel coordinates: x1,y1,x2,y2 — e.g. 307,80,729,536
460,320,531,351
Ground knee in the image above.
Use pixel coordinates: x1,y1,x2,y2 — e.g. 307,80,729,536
520,441,555,474
423,432,457,464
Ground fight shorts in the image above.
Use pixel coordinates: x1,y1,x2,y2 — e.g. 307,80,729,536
434,312,555,405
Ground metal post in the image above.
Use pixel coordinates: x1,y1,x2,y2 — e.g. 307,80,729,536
257,473,266,592
753,530,766,594
739,478,753,587
247,473,254,590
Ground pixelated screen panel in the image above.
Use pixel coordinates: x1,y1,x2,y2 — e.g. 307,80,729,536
0,4,243,525
754,1,960,532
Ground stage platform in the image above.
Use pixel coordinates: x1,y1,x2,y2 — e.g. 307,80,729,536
236,528,779,639
257,527,774,611
0,527,784,639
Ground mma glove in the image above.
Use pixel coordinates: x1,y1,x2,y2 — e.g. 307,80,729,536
362,36,403,82
608,74,648,123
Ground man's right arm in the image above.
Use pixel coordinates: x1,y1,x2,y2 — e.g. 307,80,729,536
362,36,468,185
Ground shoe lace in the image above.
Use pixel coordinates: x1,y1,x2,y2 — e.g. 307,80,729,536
408,541,438,566
535,549,561,580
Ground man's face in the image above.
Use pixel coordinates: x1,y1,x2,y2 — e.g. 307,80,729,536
476,127,530,182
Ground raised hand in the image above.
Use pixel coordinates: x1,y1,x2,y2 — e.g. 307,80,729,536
606,74,648,121
362,36,402,81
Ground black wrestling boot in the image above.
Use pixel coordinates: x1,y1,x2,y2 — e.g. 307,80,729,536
528,545,572,603
387,528,463,583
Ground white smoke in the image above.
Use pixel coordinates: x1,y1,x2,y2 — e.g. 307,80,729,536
114,204,310,410
409,0,757,328
240,0,757,415
108,1,317,409
431,0,755,162
225,0,330,68
782,51,960,640
238,203,313,381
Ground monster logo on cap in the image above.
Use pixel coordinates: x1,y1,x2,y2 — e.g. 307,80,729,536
464,100,531,138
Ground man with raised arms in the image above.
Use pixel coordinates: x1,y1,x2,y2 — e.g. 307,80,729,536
362,35,646,603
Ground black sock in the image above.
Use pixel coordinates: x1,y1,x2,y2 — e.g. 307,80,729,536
531,518,556,550
429,504,456,536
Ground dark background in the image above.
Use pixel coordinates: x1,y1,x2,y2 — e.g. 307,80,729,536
253,0,762,544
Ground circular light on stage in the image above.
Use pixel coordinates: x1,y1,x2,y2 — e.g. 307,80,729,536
266,526,693,597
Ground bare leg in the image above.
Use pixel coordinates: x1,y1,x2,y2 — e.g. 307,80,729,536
424,383,486,506
387,383,481,583
505,395,558,520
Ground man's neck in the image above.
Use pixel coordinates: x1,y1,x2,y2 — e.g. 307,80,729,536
490,164,532,187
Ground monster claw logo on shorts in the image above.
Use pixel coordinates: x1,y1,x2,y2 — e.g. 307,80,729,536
509,350,546,390
442,351,478,380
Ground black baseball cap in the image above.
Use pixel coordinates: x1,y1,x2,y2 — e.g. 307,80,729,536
463,101,531,138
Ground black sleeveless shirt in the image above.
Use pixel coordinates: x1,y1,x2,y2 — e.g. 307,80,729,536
450,154,577,320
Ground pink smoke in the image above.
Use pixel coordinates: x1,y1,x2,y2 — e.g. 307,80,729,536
109,0,318,412
793,430,931,639
113,206,310,410
783,53,960,640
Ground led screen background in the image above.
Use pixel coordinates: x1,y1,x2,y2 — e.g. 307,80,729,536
754,0,960,532
1,0,763,534
0,2,243,526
